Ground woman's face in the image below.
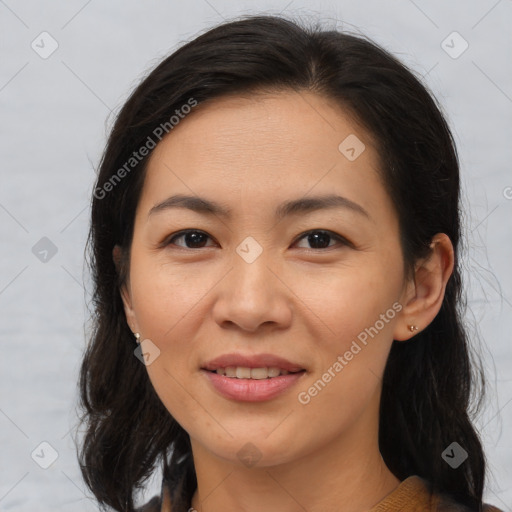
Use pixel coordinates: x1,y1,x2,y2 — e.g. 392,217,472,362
120,91,412,467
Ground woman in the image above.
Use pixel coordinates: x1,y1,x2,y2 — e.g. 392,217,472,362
77,14,504,512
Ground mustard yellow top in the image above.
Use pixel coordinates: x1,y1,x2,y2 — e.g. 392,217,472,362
368,475,503,511
138,474,504,511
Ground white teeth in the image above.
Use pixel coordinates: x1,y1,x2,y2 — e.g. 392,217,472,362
224,366,236,377
236,367,251,379
213,366,293,379
267,367,281,378
250,368,269,380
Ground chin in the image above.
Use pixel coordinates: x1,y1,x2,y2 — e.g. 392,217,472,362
195,431,304,469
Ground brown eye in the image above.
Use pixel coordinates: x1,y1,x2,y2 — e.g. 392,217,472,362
293,230,351,250
167,230,215,249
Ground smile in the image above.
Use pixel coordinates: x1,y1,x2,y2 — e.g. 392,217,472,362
209,366,301,379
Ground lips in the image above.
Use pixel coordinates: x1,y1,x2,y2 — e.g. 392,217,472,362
202,353,305,373
201,353,307,401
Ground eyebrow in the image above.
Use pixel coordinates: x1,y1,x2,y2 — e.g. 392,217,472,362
147,193,370,221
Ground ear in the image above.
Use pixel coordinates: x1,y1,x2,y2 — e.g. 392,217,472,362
112,244,139,334
393,233,454,341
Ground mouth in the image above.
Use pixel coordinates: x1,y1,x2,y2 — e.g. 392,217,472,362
205,366,305,379
200,353,307,401
201,352,306,376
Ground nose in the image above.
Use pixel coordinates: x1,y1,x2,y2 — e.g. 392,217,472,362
212,249,293,333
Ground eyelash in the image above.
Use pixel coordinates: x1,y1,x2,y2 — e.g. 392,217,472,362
164,229,353,251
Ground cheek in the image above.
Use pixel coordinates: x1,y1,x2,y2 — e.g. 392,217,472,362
129,250,215,341
289,260,403,346
292,293,397,450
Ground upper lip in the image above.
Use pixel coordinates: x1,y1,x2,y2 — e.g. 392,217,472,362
202,353,305,373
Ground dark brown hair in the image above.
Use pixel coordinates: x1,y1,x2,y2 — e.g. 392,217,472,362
77,14,488,512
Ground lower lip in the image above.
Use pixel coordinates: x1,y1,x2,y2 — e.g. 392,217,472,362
201,369,306,402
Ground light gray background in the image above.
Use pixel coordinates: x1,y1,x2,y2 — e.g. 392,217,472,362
0,1,511,510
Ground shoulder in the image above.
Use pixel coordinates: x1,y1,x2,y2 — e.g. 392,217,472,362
138,474,505,512
374,474,505,512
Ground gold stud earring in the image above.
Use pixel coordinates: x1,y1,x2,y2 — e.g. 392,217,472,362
408,325,419,332
134,332,141,344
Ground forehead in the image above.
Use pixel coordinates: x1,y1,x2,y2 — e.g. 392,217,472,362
139,90,386,218
150,90,373,163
